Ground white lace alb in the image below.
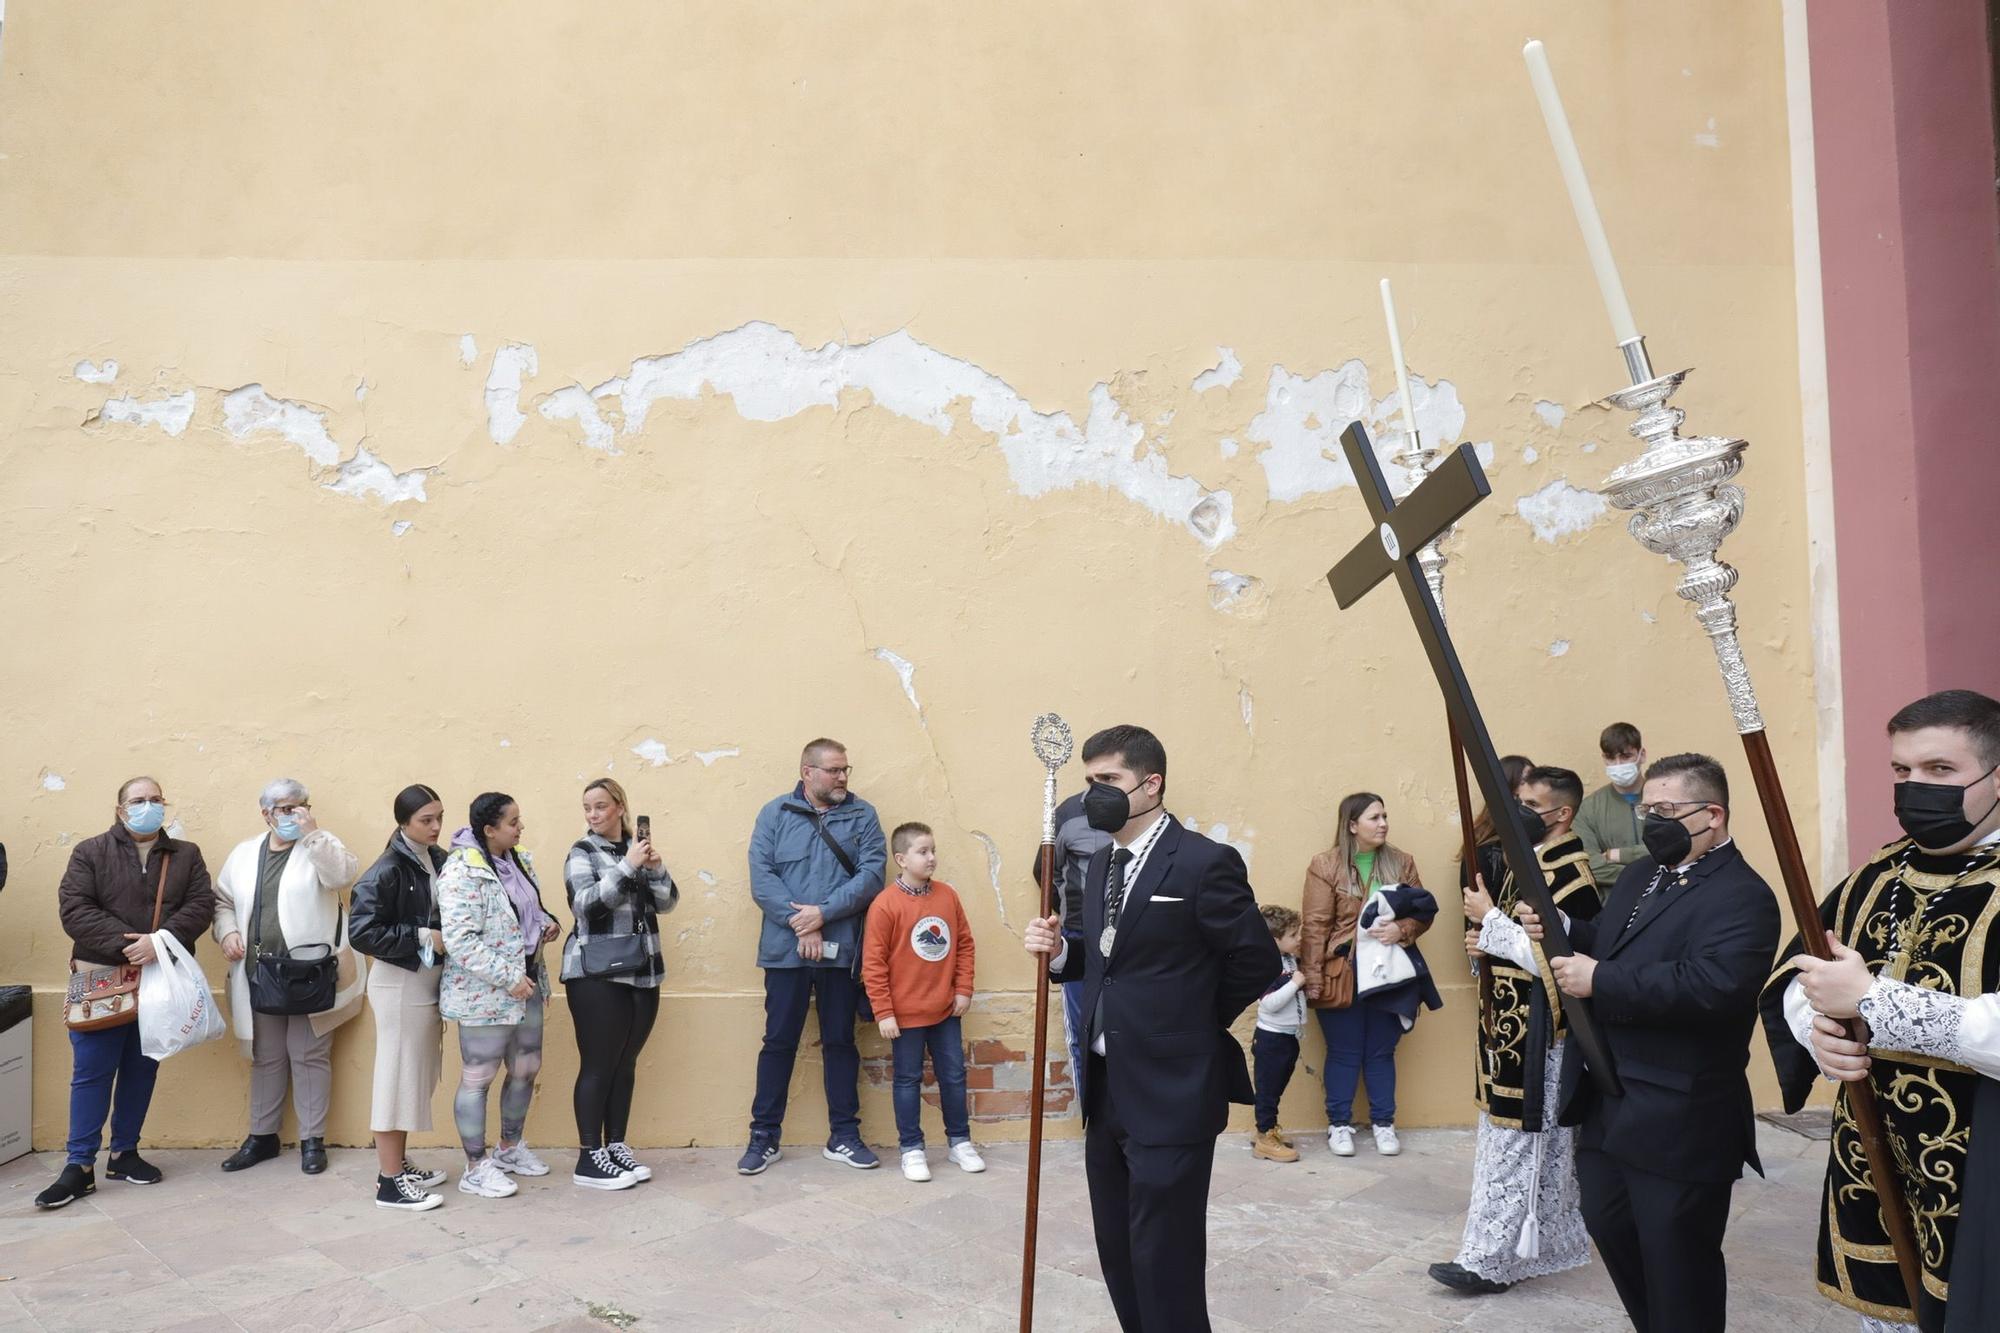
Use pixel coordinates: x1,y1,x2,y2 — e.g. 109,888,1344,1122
1451,1039,1591,1284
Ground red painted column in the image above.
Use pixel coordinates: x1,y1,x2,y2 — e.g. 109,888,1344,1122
1808,0,2000,859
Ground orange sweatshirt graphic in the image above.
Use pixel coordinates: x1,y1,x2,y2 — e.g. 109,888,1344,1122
861,880,975,1028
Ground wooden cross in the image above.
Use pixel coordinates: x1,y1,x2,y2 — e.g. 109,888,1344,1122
1327,421,1620,1094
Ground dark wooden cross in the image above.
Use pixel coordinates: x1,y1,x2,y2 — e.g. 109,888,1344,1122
1326,421,1620,1094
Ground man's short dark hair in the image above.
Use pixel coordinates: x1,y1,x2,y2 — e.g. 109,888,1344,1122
1525,765,1585,814
1081,724,1168,791
891,822,933,854
801,737,846,769
1645,752,1729,810
1888,690,2000,769
1599,722,1643,757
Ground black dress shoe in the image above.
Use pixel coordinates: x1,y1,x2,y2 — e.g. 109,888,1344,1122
300,1138,328,1174
221,1133,281,1172
1427,1261,1514,1295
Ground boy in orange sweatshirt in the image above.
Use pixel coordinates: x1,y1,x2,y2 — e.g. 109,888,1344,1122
863,822,983,1182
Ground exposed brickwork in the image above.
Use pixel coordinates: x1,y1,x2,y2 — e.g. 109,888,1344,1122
860,1034,1075,1122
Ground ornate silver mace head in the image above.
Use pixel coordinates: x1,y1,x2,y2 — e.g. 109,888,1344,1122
1030,713,1074,772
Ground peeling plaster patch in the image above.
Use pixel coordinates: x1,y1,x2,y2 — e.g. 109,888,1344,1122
484,343,538,445
100,390,196,437
58,832,73,845
1515,479,1610,542
1642,610,1658,624
40,770,65,791
75,359,119,384
540,385,617,452
969,831,1007,928
1549,639,1572,657
578,323,1234,547
694,747,740,766
631,738,672,767
1208,570,1262,611
222,385,341,465
1533,400,1566,429
1474,441,1495,467
459,334,480,366
1523,445,1540,464
354,380,369,402
498,738,511,748
874,647,922,717
1238,684,1253,733
1248,362,1468,502
164,820,185,840
697,870,718,886
1193,347,1242,393
1695,117,1720,149
326,447,429,503
1582,441,1599,454
391,520,413,537
1186,820,1254,869
1219,437,1238,458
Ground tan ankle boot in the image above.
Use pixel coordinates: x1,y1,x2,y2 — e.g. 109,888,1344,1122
1252,1128,1300,1163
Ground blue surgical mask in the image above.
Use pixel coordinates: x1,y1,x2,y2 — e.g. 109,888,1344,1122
275,816,306,841
123,801,167,835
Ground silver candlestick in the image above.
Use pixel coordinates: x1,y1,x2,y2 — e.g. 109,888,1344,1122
1390,428,1454,614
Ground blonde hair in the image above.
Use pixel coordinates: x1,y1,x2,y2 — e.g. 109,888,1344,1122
1329,791,1413,898
582,778,633,840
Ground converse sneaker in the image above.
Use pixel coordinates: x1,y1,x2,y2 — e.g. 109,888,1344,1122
106,1150,164,1184
606,1142,651,1182
822,1137,880,1169
1373,1124,1402,1157
946,1140,986,1173
457,1156,519,1198
900,1149,932,1182
33,1163,95,1209
376,1173,444,1211
573,1146,638,1191
736,1136,782,1176
489,1142,549,1176
399,1159,448,1190
1328,1125,1356,1157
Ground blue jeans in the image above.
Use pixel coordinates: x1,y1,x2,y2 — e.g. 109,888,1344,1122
1060,981,1086,1084
67,1022,159,1165
750,966,861,1142
890,1016,969,1150
1316,1001,1404,1125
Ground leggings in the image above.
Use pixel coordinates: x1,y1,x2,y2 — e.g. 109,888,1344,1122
455,992,544,1163
568,978,661,1148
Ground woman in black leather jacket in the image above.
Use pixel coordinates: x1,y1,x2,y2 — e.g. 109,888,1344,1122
350,784,451,1210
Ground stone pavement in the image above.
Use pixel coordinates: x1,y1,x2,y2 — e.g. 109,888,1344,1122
0,1123,1863,1332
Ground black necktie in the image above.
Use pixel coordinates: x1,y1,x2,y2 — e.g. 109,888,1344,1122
1624,869,1669,932
1105,848,1134,937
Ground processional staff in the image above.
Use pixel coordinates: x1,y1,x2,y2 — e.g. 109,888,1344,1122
1017,713,1073,1333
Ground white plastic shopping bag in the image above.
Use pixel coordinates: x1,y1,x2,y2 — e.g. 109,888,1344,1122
138,929,226,1060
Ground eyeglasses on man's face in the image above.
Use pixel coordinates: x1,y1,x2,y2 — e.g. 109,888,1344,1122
1638,799,1709,820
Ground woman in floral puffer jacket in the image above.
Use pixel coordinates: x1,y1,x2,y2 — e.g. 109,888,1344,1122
438,791,558,1199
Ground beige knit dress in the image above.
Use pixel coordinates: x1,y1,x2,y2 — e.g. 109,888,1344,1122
367,835,444,1132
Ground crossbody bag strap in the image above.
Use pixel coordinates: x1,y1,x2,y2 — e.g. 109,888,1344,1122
148,850,172,933
788,805,859,878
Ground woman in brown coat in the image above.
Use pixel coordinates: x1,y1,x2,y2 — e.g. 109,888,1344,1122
1300,791,1429,1159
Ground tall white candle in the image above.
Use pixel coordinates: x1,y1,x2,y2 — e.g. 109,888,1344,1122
1379,277,1418,443
1523,39,1641,345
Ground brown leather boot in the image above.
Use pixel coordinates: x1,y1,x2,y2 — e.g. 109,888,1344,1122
1252,1128,1300,1163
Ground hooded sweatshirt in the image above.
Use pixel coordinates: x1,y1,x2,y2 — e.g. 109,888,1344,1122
450,826,550,951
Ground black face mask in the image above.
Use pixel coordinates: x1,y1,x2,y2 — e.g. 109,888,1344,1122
1894,765,2000,851
1641,811,1704,867
1084,780,1156,834
1516,802,1552,845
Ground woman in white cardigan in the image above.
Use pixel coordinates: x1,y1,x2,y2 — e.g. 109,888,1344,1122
211,778,364,1176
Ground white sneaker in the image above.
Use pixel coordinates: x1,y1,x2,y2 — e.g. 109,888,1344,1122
947,1141,986,1174
1373,1124,1402,1156
490,1142,549,1177
900,1149,932,1182
605,1143,652,1183
457,1157,519,1198
1328,1125,1356,1157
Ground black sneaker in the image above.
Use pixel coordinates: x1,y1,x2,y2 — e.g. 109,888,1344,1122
221,1133,281,1172
605,1142,652,1183
1427,1261,1513,1295
735,1137,781,1176
399,1159,448,1189
106,1150,163,1184
573,1146,637,1191
375,1173,444,1212
34,1163,96,1209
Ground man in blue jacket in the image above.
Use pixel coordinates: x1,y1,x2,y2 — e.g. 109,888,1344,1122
738,737,888,1175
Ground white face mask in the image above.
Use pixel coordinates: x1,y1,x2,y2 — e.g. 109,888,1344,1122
1606,761,1641,787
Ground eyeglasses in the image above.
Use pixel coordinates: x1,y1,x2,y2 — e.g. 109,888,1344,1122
1638,800,1709,820
808,765,853,778
271,803,312,817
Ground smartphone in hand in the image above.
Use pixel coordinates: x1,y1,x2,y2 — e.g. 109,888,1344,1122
636,815,651,843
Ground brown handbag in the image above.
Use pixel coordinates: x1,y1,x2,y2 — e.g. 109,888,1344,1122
65,851,171,1032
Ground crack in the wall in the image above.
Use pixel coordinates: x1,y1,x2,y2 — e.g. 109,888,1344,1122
873,647,922,723
968,830,1011,934
1238,683,1253,734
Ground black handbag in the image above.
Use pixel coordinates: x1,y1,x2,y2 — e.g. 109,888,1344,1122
249,902,341,1016
576,932,650,979
785,804,878,1022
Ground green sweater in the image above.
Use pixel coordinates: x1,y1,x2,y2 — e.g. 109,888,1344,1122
1575,783,1645,888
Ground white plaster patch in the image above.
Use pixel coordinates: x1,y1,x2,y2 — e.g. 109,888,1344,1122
1238,683,1253,733
1515,479,1610,542
354,380,369,402
391,520,413,537
1247,362,1468,502
1533,400,1566,429
164,820,185,840
75,359,119,384
1185,820,1254,869
694,747,740,766
539,385,617,452
58,831,73,845
969,831,1007,928
40,770,65,791
1549,639,1572,657
570,323,1234,547
1582,441,1599,454
325,446,429,504
100,390,196,437
1218,437,1238,458
1208,570,1262,611
1523,445,1540,464
697,869,718,886
459,334,480,366
1193,347,1242,393
484,343,539,445
874,647,922,717
1695,116,1720,149
222,385,341,465
1642,610,1658,623
631,738,671,767
498,738,511,748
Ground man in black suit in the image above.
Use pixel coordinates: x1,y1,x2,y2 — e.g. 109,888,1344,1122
1024,724,1279,1333
1518,752,1779,1332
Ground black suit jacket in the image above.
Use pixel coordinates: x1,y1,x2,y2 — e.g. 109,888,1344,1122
1050,816,1280,1146
1557,840,1780,1184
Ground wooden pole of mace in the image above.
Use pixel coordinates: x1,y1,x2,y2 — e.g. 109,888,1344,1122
1018,838,1057,1332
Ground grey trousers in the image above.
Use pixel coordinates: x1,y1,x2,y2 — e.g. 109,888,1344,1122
249,1010,333,1138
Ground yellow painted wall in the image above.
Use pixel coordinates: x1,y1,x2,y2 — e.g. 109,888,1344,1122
0,1,1816,1150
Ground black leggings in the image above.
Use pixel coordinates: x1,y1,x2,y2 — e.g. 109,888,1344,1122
568,979,660,1148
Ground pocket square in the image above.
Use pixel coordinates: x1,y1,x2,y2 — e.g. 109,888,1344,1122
1151,895,1186,903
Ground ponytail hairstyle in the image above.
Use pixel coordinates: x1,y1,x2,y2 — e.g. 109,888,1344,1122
582,778,633,841
388,782,443,850
469,791,519,870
